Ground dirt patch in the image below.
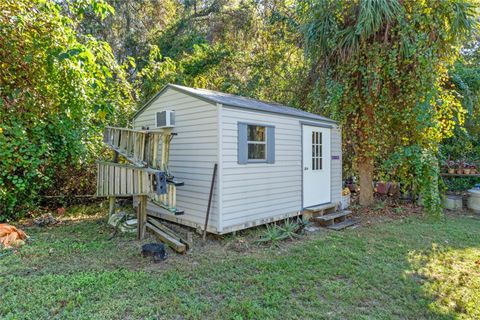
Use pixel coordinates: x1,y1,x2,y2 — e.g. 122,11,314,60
349,198,424,227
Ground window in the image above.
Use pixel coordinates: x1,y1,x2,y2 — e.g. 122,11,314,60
312,131,322,170
247,125,266,160
238,123,275,164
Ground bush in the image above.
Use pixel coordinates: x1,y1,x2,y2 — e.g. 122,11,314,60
443,176,480,192
0,0,134,220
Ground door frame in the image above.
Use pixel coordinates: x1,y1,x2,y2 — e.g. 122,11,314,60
300,121,333,209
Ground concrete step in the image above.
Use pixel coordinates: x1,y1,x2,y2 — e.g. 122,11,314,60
327,219,360,231
313,210,352,222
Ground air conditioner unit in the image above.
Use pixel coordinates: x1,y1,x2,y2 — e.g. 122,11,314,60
156,110,175,128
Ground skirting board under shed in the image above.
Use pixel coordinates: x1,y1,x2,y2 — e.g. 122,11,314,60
134,197,308,234
218,210,303,234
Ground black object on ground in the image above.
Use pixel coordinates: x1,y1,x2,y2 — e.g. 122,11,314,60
141,243,167,262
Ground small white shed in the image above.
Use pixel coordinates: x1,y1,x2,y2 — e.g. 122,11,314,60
133,84,342,234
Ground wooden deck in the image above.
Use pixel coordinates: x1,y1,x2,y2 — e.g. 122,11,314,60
97,126,184,246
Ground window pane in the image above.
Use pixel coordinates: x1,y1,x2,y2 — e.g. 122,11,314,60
248,125,265,142
311,131,323,171
248,143,266,160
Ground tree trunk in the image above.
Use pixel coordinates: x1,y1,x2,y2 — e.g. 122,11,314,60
358,156,374,206
357,98,375,207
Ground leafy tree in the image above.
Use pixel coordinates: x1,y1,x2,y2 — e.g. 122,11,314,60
442,42,480,162
137,0,307,108
439,41,480,191
299,0,477,215
0,0,134,219
61,0,178,67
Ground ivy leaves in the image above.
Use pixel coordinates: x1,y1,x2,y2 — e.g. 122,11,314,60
300,0,478,213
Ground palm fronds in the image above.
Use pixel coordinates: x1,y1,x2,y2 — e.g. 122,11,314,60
301,0,403,63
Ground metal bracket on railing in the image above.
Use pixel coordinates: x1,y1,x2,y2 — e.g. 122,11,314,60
154,171,167,195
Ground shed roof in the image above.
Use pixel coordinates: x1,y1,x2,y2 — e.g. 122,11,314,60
134,84,336,123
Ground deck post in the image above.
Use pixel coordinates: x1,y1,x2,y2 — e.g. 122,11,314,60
108,151,119,217
137,195,147,240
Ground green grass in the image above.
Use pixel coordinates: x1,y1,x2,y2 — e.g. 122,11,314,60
1,207,479,319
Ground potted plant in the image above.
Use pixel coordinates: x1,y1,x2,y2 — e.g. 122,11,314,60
470,164,477,175
464,163,471,175
447,160,456,174
456,160,465,174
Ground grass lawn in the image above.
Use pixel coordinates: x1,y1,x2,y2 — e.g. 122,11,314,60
1,206,479,319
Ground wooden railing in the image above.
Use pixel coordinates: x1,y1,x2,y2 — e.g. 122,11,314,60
97,166,182,215
96,162,167,197
152,184,178,213
103,126,173,170
100,126,182,215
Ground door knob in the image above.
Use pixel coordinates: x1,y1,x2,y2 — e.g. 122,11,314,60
304,167,308,170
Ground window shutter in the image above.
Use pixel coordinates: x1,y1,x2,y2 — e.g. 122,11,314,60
266,126,275,163
238,123,248,164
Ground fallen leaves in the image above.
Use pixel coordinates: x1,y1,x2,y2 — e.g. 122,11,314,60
0,223,28,249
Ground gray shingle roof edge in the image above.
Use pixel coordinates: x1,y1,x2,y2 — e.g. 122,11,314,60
133,84,337,124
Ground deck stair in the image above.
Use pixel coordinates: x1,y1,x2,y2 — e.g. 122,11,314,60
313,210,352,222
304,204,359,230
98,126,182,213
327,218,360,231
303,203,337,220
97,126,185,245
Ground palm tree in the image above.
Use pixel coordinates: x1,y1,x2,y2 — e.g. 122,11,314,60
300,0,477,208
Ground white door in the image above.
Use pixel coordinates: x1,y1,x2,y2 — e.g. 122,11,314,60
303,125,331,207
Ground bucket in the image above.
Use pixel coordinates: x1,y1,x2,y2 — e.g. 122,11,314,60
467,188,480,214
443,195,462,210
341,194,351,210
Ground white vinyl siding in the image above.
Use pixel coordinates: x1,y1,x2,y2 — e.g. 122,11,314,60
220,107,303,230
133,88,219,232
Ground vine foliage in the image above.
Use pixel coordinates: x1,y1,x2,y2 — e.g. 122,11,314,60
299,0,478,215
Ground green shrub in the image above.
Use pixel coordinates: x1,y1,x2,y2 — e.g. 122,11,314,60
443,176,480,192
0,0,134,220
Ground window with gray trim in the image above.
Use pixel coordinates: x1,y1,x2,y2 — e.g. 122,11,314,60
247,125,266,160
238,123,275,164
